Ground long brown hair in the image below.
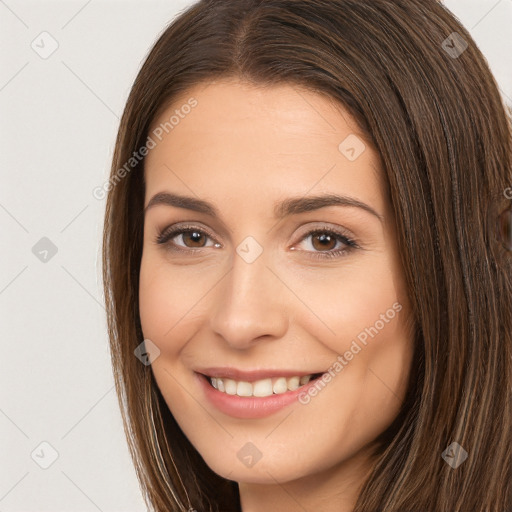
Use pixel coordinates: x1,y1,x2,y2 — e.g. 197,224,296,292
102,1,512,510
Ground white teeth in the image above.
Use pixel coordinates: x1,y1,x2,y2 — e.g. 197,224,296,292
253,378,273,397
299,375,311,385
236,381,252,397
224,379,237,395
287,376,300,391
273,377,288,394
209,374,318,397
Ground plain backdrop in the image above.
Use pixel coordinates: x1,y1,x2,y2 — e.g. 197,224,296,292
1,1,511,510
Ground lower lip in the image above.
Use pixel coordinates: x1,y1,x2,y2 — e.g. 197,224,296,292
196,372,322,419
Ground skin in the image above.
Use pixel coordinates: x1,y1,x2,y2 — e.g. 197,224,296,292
139,78,415,512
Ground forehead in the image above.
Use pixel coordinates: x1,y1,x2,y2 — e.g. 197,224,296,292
144,79,387,217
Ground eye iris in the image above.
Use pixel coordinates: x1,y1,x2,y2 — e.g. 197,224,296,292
183,231,206,248
312,233,336,251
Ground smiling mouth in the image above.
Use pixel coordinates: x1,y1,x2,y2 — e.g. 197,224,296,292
203,372,324,398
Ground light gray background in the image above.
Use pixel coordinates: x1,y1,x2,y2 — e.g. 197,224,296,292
1,1,511,511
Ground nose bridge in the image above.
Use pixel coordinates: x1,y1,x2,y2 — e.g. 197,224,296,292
209,243,288,349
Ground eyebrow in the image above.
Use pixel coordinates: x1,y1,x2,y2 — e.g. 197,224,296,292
144,192,384,223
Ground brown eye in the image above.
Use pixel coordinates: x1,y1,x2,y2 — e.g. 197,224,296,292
155,225,220,252
293,228,358,260
181,230,208,248
311,232,338,252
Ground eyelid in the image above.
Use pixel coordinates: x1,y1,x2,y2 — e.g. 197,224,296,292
292,222,357,245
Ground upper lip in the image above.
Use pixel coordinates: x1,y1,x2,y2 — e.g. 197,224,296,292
196,367,324,382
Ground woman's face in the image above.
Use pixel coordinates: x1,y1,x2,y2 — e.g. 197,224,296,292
139,78,414,486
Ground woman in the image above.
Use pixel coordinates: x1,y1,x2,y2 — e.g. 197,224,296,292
102,0,512,510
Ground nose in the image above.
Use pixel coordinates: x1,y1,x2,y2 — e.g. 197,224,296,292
209,248,289,350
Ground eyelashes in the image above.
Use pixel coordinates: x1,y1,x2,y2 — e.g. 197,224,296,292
154,223,359,260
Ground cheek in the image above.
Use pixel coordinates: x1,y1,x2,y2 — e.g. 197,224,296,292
289,256,413,422
289,256,404,355
138,252,211,346
139,256,173,343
